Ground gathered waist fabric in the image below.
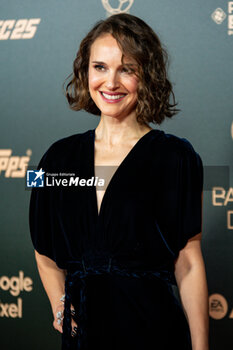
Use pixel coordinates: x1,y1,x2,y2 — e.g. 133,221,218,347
62,256,176,350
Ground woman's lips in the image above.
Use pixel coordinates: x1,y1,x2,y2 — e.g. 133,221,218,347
99,91,127,103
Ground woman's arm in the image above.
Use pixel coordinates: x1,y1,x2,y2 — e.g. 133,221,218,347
34,250,77,335
35,250,66,313
174,234,209,350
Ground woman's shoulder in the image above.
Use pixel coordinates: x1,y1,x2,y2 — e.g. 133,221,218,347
36,129,93,169
150,129,203,184
46,129,92,153
150,129,202,164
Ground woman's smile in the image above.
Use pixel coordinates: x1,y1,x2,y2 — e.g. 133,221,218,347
99,91,127,103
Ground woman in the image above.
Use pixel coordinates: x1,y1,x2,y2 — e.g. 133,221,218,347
29,13,209,350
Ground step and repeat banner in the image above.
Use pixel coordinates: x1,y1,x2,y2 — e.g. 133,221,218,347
0,1,232,349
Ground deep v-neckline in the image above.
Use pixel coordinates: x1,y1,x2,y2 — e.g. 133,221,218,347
91,128,155,218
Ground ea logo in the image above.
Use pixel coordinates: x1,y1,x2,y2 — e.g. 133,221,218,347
101,0,134,15
209,293,228,319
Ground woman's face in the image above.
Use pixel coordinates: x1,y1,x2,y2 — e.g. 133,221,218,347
88,33,139,120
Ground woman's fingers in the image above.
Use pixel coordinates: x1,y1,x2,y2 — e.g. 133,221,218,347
53,302,64,333
53,301,78,337
53,318,63,333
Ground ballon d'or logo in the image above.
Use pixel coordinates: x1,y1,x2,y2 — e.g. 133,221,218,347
102,0,134,16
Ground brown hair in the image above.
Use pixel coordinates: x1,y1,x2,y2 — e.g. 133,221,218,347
64,13,180,125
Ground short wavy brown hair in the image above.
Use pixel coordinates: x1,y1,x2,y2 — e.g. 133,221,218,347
64,13,180,125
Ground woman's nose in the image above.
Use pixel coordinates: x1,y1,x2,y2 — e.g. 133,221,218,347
105,71,120,90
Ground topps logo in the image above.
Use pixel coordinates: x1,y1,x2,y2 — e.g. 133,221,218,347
0,18,41,40
0,149,31,178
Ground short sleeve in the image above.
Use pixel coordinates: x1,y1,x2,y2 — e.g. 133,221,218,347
29,147,56,262
155,138,203,257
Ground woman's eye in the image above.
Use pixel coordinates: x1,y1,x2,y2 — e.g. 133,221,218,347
94,65,105,71
122,67,134,74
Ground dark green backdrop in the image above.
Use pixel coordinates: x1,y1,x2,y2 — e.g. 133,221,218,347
0,1,232,349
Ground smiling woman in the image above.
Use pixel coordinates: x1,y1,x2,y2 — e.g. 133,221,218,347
29,13,209,350
87,34,139,120
64,13,180,125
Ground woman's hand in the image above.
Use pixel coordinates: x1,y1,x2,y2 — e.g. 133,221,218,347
53,300,78,337
34,253,79,337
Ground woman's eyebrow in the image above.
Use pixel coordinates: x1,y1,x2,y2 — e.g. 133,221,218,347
123,63,137,66
92,61,105,64
92,61,137,66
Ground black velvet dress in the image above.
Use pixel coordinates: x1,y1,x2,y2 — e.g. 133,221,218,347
29,128,203,350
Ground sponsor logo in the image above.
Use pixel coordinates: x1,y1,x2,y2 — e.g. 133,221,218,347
0,149,31,178
101,0,134,16
212,186,233,229
0,271,33,297
0,298,22,318
211,8,227,24
211,2,233,35
211,123,233,229
0,18,41,40
209,293,233,319
0,271,33,319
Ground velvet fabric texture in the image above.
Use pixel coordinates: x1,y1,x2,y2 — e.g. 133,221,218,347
29,128,203,350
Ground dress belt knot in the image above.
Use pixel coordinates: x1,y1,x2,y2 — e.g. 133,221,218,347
62,256,175,350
